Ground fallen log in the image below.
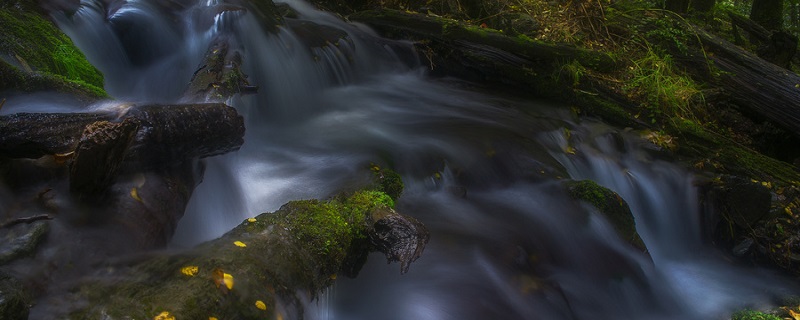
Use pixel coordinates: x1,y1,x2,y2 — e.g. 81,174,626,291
686,24,800,137
348,9,618,97
0,103,245,166
48,190,428,319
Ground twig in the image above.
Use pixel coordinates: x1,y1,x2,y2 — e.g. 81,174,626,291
1,214,52,228
0,98,5,112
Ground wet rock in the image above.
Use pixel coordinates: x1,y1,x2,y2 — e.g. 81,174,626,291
0,221,49,265
0,271,30,319
706,175,771,232
565,179,646,250
186,38,258,101
286,19,350,49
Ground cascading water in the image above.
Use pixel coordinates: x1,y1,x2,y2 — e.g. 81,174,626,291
45,0,799,318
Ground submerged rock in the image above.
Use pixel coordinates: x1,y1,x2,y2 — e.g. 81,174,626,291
0,221,49,265
0,271,29,320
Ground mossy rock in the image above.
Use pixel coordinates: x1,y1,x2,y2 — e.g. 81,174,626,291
565,179,646,250
0,221,49,265
0,5,106,98
0,271,30,319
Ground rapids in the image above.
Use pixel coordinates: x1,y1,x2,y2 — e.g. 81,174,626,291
38,0,798,318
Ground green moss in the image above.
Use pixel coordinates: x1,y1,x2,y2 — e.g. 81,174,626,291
566,180,645,249
370,164,404,201
731,310,781,320
0,6,106,97
282,190,394,260
670,118,800,185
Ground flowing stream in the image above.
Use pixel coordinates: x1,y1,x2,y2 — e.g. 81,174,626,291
37,0,799,318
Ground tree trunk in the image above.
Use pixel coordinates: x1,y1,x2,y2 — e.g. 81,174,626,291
664,0,690,13
686,25,800,137
690,0,716,13
750,0,784,31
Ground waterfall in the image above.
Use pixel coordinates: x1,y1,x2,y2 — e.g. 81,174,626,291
47,0,798,319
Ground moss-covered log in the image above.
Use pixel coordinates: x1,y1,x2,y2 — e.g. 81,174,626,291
690,25,800,137
55,190,428,319
347,9,618,97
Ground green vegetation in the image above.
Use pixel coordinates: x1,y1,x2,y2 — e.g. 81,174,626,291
0,6,106,97
731,309,781,320
278,190,394,262
624,49,702,124
370,164,404,201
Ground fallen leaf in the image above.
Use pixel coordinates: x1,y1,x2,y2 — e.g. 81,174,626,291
154,311,175,320
234,241,247,248
181,266,199,277
247,217,257,223
130,187,143,203
790,308,800,320
209,317,219,320
255,300,267,311
53,152,74,165
223,273,234,290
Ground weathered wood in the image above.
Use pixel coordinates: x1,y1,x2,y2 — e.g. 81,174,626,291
687,25,800,136
0,103,245,167
69,118,140,198
728,12,797,68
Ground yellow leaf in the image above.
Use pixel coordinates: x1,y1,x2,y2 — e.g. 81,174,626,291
247,218,257,223
181,266,199,277
223,273,234,290
329,274,337,280
53,152,74,165
209,317,218,320
130,187,143,203
234,241,247,248
789,308,800,320
154,311,175,320
255,300,267,311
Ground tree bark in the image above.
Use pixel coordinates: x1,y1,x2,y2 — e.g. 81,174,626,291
686,25,800,137
750,0,784,31
0,103,245,167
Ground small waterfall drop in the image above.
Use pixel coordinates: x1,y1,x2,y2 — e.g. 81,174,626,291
48,0,798,319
